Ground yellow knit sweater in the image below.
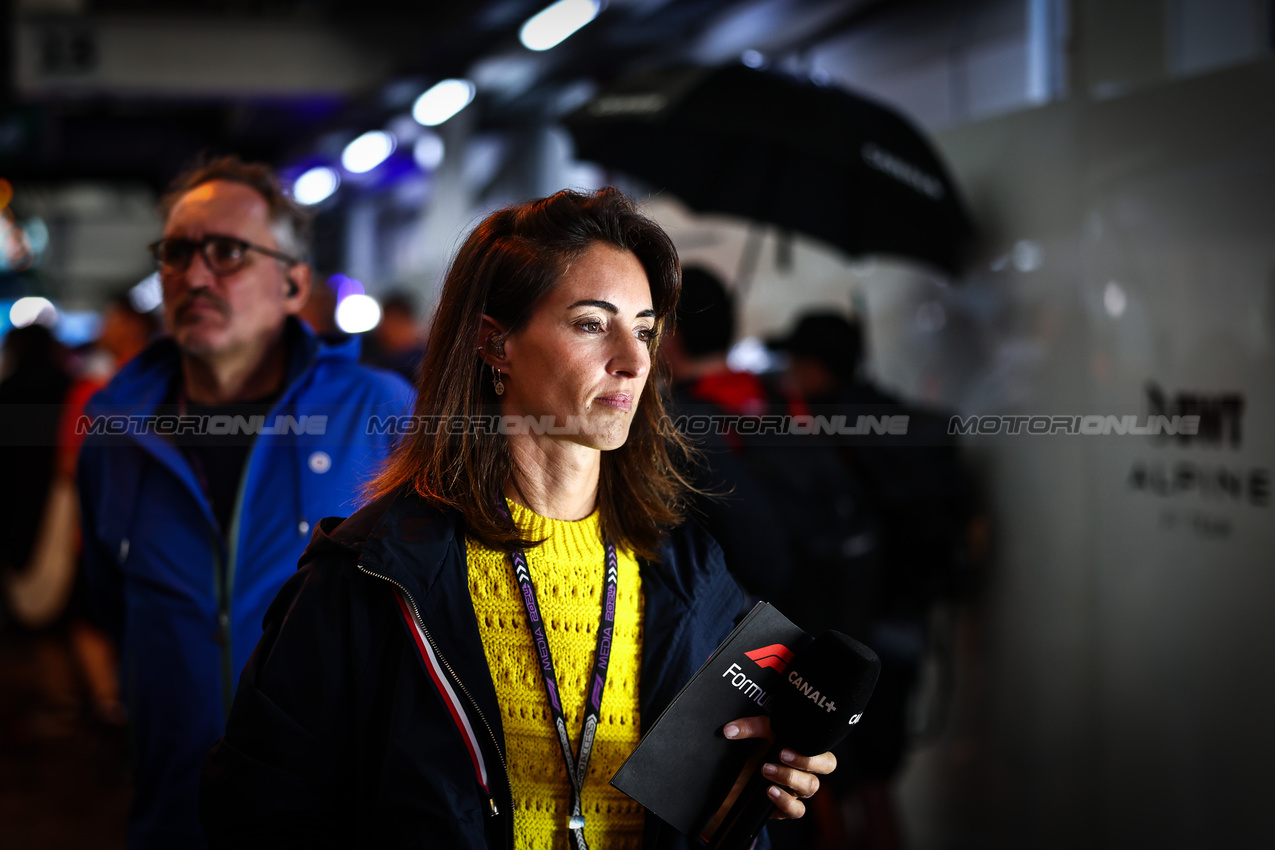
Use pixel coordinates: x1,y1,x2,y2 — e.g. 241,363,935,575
467,502,645,849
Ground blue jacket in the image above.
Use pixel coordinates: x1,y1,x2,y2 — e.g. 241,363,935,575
78,319,414,849
199,488,754,849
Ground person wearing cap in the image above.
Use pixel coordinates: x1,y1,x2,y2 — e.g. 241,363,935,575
77,156,414,849
667,288,892,849
665,275,881,636
662,267,795,604
767,312,868,403
769,309,977,850
361,288,427,381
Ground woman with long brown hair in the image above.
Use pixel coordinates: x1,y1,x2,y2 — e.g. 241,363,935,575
200,187,835,849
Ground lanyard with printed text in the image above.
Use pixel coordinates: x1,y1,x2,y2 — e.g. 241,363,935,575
504,505,619,850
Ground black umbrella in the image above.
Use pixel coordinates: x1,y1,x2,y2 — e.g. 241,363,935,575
564,63,976,276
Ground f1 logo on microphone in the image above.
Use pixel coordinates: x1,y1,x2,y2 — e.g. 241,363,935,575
744,644,794,673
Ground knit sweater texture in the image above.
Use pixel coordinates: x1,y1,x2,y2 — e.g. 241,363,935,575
467,502,645,849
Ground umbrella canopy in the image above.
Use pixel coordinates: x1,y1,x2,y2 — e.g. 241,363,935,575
565,63,976,276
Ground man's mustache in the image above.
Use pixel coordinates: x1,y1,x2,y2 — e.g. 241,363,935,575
172,290,230,320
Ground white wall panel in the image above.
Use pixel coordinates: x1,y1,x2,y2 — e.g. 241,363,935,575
897,58,1275,849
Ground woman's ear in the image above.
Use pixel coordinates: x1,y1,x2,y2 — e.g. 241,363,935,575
477,315,511,369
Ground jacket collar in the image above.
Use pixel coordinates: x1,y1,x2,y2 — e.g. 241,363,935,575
89,316,343,414
306,485,741,849
309,487,714,722
314,487,691,627
313,488,511,814
312,486,461,600
83,318,356,542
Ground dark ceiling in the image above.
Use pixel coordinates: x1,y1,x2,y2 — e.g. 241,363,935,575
0,0,910,189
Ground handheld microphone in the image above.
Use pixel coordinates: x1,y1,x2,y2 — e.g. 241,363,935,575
707,630,881,850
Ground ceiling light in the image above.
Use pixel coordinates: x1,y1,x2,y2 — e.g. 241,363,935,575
412,79,477,127
9,296,57,328
341,131,396,174
519,0,601,52
413,134,446,170
130,273,163,313
335,294,382,334
293,166,340,205
328,274,364,302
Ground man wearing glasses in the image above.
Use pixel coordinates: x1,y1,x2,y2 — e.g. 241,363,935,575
77,157,414,849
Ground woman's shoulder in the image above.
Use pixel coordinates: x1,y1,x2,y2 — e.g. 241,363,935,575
303,487,459,565
280,489,462,616
252,493,464,680
645,517,736,602
657,516,727,569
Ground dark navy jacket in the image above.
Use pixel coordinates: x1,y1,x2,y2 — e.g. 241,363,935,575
200,488,750,849
78,319,414,848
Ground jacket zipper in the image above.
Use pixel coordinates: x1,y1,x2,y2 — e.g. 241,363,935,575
215,440,257,719
210,528,234,717
214,361,318,717
214,333,321,715
355,562,512,823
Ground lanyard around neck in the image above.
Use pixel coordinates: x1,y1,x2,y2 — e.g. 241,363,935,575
503,502,618,850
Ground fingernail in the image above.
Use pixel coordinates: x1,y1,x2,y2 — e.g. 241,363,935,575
723,724,739,738
768,786,782,799
762,763,778,776
780,749,796,763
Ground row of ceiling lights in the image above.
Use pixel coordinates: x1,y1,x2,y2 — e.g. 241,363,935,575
290,0,603,207
9,4,607,338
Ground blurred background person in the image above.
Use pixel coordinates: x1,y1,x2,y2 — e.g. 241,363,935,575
0,323,72,603
57,290,162,480
60,292,159,724
666,269,881,640
76,156,415,850
662,266,794,604
0,323,77,736
90,292,160,382
360,287,426,381
769,310,977,850
769,311,975,617
297,275,339,338
664,270,885,849
1,291,159,731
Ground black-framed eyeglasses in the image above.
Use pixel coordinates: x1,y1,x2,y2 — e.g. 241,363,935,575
148,235,300,277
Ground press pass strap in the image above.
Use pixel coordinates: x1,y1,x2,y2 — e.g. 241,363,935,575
506,513,618,850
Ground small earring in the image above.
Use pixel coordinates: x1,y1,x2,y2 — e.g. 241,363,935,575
492,366,505,396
